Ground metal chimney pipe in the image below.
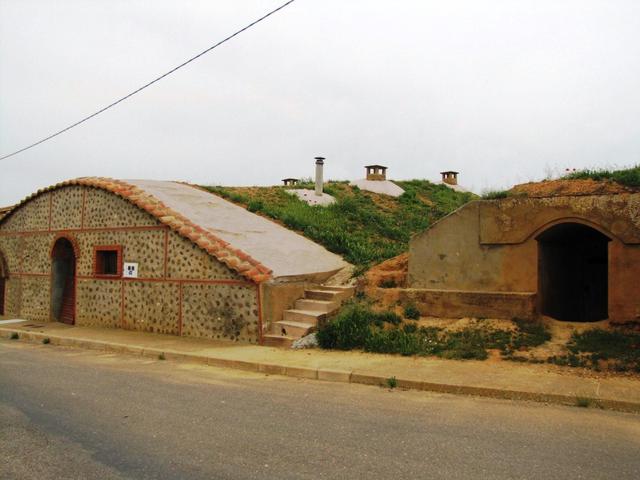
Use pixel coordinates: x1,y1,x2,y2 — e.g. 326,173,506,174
314,157,325,196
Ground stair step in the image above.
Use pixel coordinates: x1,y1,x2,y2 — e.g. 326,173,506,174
295,299,340,313
263,334,295,348
274,320,315,337
283,309,326,325
305,289,341,301
318,285,355,292
316,285,356,300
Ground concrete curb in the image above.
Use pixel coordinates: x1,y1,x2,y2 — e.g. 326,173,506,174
2,327,639,414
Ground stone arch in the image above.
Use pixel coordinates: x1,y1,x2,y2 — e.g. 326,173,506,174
535,221,611,322
529,216,616,244
49,233,81,260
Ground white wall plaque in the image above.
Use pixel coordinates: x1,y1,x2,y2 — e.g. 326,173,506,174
123,262,139,278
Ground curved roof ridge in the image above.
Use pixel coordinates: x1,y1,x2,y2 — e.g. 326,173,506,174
0,177,272,283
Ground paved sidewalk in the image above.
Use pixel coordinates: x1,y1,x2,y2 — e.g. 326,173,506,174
1,320,639,412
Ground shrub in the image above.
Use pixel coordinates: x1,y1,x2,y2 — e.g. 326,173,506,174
10,332,19,340
403,304,420,320
247,199,264,213
379,279,397,288
316,303,374,350
482,190,509,200
375,311,402,325
158,353,166,360
42,338,50,345
386,376,398,389
402,322,418,334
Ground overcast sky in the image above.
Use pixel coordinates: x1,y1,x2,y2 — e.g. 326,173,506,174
1,0,639,205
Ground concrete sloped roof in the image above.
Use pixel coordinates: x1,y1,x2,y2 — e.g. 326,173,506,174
1,178,348,282
127,180,348,280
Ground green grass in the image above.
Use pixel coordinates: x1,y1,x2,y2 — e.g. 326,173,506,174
201,180,474,269
563,165,640,187
317,302,551,361
547,328,640,373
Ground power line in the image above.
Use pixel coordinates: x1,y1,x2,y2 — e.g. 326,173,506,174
0,0,297,162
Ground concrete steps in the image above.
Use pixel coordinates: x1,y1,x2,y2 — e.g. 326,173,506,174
283,309,326,324
294,299,339,313
265,284,354,348
274,320,315,337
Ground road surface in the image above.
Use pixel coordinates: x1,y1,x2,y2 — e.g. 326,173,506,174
1,340,639,479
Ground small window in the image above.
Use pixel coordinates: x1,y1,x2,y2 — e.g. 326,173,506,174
94,246,122,277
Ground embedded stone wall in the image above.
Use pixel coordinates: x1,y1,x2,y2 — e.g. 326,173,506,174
0,184,262,342
167,232,241,280
19,276,49,321
3,277,22,316
182,283,259,342
51,186,84,230
84,188,158,229
76,279,121,328
123,281,180,335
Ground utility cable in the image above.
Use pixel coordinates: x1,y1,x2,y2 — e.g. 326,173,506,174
0,0,297,161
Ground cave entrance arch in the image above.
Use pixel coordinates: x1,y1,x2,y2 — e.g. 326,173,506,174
51,238,76,324
537,222,610,322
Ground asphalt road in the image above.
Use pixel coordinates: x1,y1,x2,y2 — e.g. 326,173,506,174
1,340,639,480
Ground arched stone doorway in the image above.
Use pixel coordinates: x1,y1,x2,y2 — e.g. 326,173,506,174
51,237,77,324
0,251,7,316
537,222,610,322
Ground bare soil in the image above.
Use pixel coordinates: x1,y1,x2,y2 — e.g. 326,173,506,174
510,178,637,197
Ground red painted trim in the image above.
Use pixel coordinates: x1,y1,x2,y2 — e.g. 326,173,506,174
11,272,50,277
121,281,126,328
256,283,264,345
76,275,251,286
163,229,169,279
178,282,183,336
93,245,123,278
1,225,168,237
50,234,81,259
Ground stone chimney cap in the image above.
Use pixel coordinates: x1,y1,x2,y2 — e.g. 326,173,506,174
281,178,299,182
440,170,459,175
314,157,325,164
365,164,387,170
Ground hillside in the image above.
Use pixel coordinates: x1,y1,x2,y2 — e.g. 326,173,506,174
200,180,475,273
483,165,640,199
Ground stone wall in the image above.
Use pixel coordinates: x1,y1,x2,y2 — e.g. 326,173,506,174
0,185,261,341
